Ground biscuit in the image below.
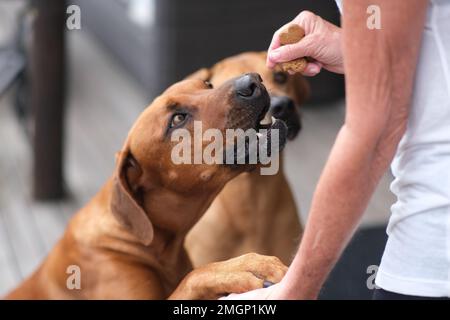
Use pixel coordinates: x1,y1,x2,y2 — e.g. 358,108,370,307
279,24,305,45
278,58,308,74
277,24,307,73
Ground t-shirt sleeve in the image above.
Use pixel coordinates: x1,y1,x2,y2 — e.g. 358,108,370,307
334,0,343,13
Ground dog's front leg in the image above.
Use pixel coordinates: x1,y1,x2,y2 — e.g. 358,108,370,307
168,253,287,300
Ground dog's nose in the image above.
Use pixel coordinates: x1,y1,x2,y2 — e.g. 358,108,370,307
269,96,295,120
269,95,301,139
234,73,263,98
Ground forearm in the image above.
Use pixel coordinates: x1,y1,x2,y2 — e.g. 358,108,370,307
280,126,391,299
277,0,428,299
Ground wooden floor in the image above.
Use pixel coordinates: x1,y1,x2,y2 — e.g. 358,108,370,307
0,29,395,296
0,30,146,295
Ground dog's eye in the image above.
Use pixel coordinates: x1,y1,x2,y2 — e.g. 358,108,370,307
273,71,288,84
204,80,213,89
170,113,187,128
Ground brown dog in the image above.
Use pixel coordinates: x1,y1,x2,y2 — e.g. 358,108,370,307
185,52,308,267
5,74,288,300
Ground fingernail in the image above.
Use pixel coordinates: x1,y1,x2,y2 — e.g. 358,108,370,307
269,50,281,61
311,65,319,73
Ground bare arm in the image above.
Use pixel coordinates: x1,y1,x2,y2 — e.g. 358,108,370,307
275,0,429,299
222,0,428,301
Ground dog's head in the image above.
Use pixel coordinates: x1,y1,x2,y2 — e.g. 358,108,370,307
111,75,286,245
187,51,309,140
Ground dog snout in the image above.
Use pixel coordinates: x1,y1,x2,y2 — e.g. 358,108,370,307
269,96,301,140
269,96,295,120
234,73,264,99
226,73,270,131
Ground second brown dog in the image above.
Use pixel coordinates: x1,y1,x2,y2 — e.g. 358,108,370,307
186,52,308,267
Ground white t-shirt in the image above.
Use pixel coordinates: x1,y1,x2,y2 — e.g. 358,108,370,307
335,0,450,297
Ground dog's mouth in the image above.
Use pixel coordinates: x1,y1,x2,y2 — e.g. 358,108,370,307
223,73,288,168
228,102,288,167
255,109,288,154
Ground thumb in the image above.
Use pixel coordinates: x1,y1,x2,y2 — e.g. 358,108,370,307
268,35,315,64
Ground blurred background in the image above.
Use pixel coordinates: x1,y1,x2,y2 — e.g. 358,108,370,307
0,0,394,299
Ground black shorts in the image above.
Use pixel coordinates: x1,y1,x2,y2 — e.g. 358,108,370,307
373,288,450,300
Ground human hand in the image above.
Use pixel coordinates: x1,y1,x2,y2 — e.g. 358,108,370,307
267,11,344,76
220,282,283,300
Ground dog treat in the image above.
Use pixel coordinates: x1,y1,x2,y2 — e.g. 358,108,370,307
277,24,307,73
279,24,305,45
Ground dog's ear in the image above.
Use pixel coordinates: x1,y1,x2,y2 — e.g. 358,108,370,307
110,148,154,246
185,67,211,81
292,74,310,106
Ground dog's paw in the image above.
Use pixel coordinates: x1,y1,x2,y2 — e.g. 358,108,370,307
169,253,287,300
